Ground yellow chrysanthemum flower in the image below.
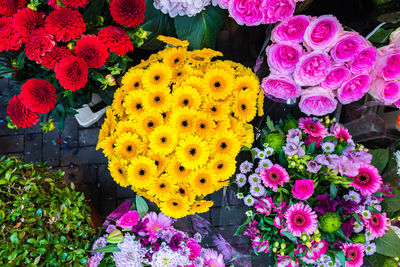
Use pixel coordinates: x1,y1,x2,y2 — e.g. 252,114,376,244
239,123,255,148
97,123,109,147
175,183,196,203
127,156,157,188
212,60,235,77
166,157,191,182
203,68,234,100
111,89,126,117
123,89,145,116
172,67,188,80
160,195,190,219
214,119,230,132
109,157,129,187
232,91,258,123
169,107,196,135
163,47,186,68
176,135,210,170
208,154,236,179
149,125,178,156
202,99,229,121
122,68,143,90
99,135,116,158
115,132,143,160
142,62,172,90
172,85,201,109
194,113,215,138
157,35,189,47
142,88,172,113
257,90,265,116
148,174,177,199
189,200,213,215
115,120,136,136
189,170,216,196
188,48,223,62
148,152,168,174
135,112,163,137
181,76,206,94
234,75,260,94
210,130,241,157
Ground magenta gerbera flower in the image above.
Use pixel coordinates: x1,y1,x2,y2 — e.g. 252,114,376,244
144,211,172,241
350,164,382,195
299,117,327,137
261,164,290,192
284,202,318,237
203,248,225,267
364,212,389,238
331,123,352,142
341,243,365,267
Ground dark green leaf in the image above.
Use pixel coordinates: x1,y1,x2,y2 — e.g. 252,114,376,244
174,5,227,49
375,227,400,258
278,150,288,168
234,216,251,236
306,142,316,154
281,231,297,242
370,148,389,173
368,27,394,45
322,136,338,143
383,187,400,212
329,183,338,200
135,195,149,218
335,250,345,266
10,232,18,245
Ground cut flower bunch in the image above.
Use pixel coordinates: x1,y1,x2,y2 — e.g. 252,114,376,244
88,197,225,266
1,0,147,129
234,116,399,266
97,36,264,218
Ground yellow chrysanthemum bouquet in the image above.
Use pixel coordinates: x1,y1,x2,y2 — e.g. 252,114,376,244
97,36,264,218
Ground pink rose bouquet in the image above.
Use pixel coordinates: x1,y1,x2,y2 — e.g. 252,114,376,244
234,116,397,267
261,14,378,116
88,197,225,267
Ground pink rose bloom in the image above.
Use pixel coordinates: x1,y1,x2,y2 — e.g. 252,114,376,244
262,75,302,100
291,179,314,200
262,0,296,24
116,211,140,229
382,52,400,80
293,52,331,86
350,46,377,75
321,66,352,90
187,238,202,260
228,0,264,26
271,15,311,43
304,15,343,51
299,87,338,116
330,32,368,64
337,74,371,104
369,78,400,105
266,42,304,74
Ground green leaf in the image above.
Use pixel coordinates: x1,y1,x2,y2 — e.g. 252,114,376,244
278,150,288,168
174,5,227,49
135,195,149,218
383,187,400,212
335,250,346,267
234,216,251,236
92,244,121,253
329,183,338,200
266,116,275,132
106,230,124,244
375,227,400,258
306,142,316,154
141,0,176,50
10,232,18,245
281,231,297,242
370,148,389,173
366,253,388,266
322,136,338,143
368,27,394,45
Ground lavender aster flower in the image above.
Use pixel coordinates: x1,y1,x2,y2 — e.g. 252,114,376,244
248,174,261,185
235,174,247,187
151,245,191,266
321,141,335,153
250,184,265,197
314,194,338,214
91,235,107,261
307,159,321,173
240,161,253,174
256,150,267,160
236,192,244,199
353,221,364,233
245,210,253,217
361,209,371,219
258,159,273,169
365,231,374,241
264,146,274,157
194,232,202,243
244,195,255,206
282,136,305,156
113,233,146,266
348,191,361,203
106,225,117,234
365,243,376,255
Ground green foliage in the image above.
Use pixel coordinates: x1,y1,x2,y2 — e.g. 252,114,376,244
135,195,149,218
375,227,400,258
0,156,94,265
370,148,389,173
264,133,285,154
383,187,400,212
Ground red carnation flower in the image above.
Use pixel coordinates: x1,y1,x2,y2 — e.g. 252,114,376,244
20,79,57,114
55,56,88,91
13,8,44,42
74,35,109,68
109,0,145,28
7,94,39,128
41,46,72,69
62,0,89,8
25,28,55,62
45,8,86,42
0,0,26,16
0,16,22,51
98,26,133,56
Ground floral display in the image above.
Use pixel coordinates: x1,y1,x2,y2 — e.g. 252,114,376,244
88,198,225,267
0,0,147,129
234,116,399,266
261,15,378,116
153,0,212,17
97,36,263,218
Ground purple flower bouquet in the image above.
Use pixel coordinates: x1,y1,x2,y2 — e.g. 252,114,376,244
88,197,225,267
234,116,399,266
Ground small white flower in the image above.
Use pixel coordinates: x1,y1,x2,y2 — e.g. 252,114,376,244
236,192,244,199
362,210,371,219
244,195,255,207
245,210,253,217
365,243,376,256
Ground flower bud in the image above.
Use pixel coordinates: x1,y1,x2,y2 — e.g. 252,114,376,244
315,237,321,243
280,243,286,249
272,247,278,253
301,235,307,241
306,242,312,248
280,251,285,256
274,241,280,247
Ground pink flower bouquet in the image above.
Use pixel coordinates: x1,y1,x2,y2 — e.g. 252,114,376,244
235,116,398,266
88,197,225,267
262,15,378,116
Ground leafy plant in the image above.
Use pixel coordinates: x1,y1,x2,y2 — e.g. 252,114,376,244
0,156,94,265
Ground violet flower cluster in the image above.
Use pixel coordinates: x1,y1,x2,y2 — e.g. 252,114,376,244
234,116,394,267
261,15,378,116
88,199,225,267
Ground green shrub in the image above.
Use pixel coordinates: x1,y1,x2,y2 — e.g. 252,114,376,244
0,156,94,266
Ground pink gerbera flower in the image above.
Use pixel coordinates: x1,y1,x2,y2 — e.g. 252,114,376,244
341,243,365,267
350,164,382,195
284,202,318,237
299,117,327,137
203,248,225,267
261,164,290,192
332,123,352,142
144,211,172,241
364,212,389,238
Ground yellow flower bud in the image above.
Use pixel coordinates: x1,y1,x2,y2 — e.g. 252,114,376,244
301,235,307,241
315,237,321,243
314,229,320,235
306,242,312,248
272,247,278,253
280,243,286,249
106,74,117,86
274,242,280,247
394,257,399,262
280,251,285,256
